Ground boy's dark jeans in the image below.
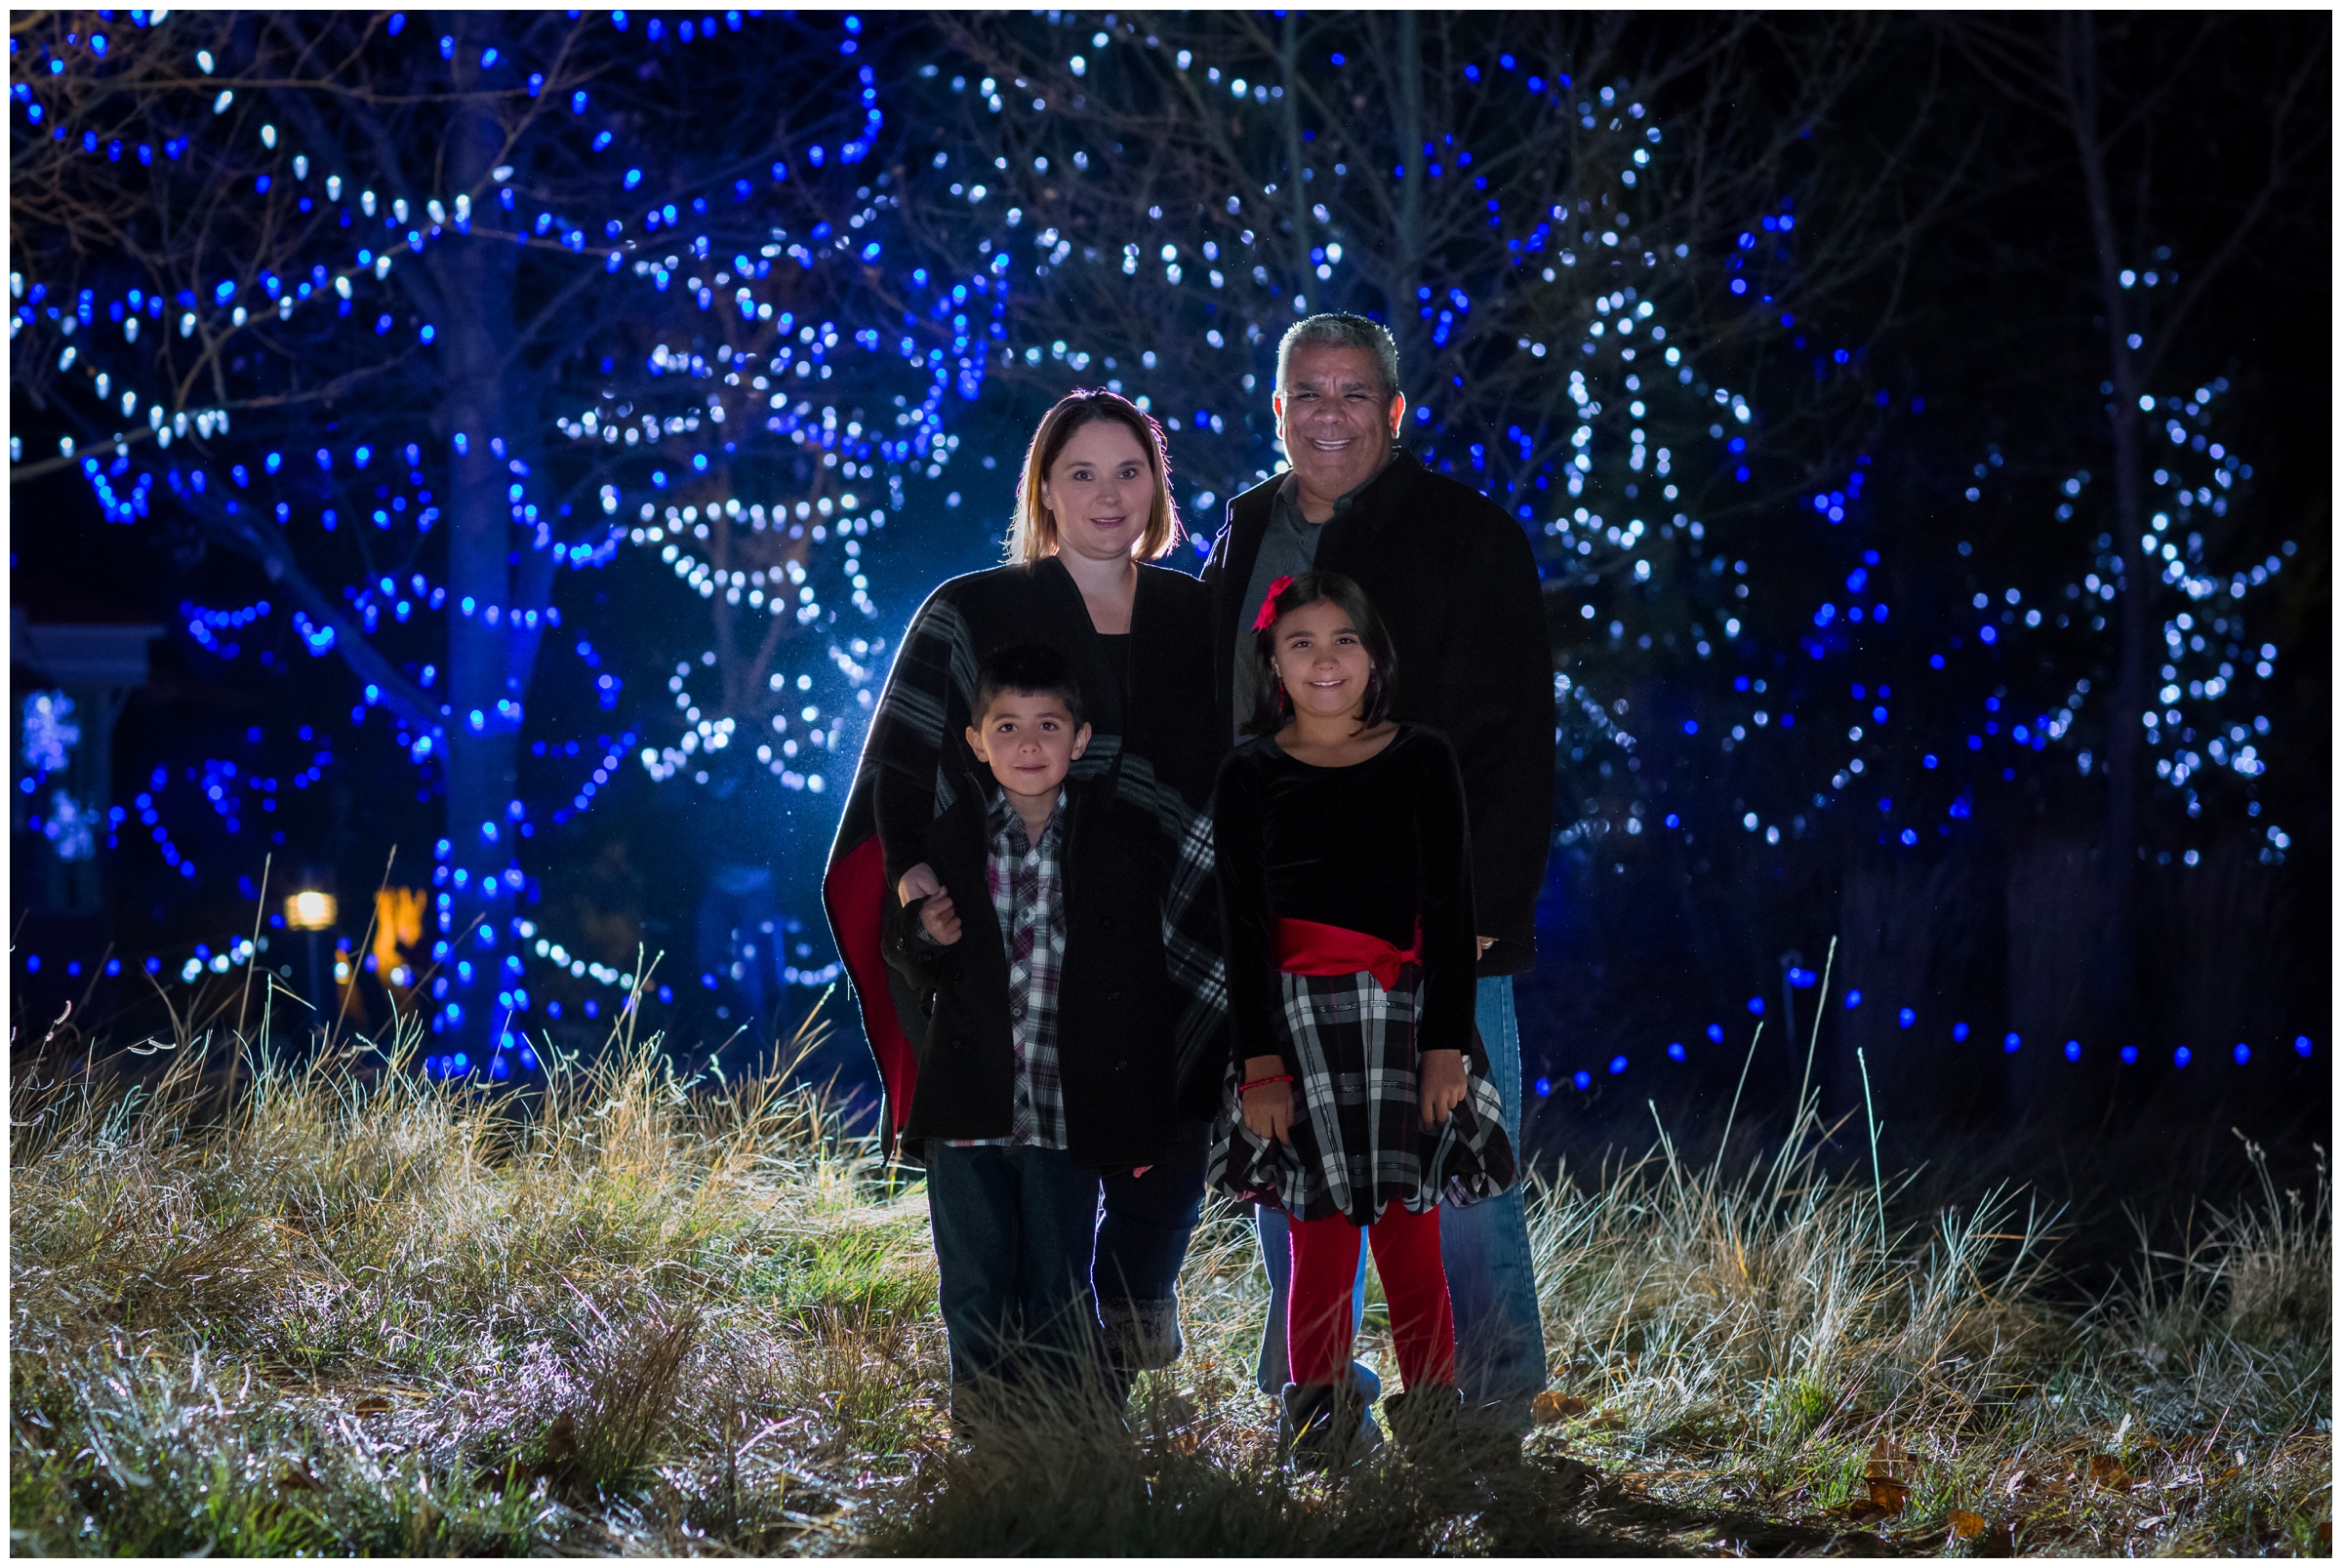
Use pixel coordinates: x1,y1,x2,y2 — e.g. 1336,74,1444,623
1095,1158,1206,1372
926,1143,1104,1427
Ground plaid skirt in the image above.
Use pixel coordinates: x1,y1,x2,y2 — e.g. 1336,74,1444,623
1205,963,1515,1225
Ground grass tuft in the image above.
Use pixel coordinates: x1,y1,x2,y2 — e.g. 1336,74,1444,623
8,1003,2327,1554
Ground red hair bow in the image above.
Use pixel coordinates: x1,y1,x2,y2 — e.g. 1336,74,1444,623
1252,574,1296,632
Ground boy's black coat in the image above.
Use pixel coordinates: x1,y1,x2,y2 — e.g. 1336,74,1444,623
882,778,1187,1170
1202,451,1557,977
828,556,1230,1161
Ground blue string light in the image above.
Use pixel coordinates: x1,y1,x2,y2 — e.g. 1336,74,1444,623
13,12,972,1064
13,20,2306,1084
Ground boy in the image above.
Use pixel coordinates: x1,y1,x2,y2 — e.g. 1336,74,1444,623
883,643,1185,1434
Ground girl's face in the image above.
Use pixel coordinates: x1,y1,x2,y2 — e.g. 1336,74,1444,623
1039,419,1154,564
1270,598,1375,722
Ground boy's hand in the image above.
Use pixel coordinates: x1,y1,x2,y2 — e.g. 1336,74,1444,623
898,863,943,905
1419,1049,1468,1130
1240,1053,1296,1146
917,890,963,946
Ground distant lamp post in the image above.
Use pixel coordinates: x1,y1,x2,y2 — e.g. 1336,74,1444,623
285,891,339,931
285,890,339,1023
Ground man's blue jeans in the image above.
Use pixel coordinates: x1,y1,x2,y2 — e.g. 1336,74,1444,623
1253,976,1547,1427
927,1143,1103,1423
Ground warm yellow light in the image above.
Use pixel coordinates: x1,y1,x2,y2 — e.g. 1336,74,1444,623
285,890,339,931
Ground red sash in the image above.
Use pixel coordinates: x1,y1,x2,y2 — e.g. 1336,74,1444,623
1272,916,1420,992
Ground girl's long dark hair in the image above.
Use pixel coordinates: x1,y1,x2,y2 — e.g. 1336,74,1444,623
1243,570,1398,736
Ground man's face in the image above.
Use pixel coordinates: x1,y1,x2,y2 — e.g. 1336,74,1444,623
1274,341,1406,503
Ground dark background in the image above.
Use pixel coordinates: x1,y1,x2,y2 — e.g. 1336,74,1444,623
11,13,2328,1234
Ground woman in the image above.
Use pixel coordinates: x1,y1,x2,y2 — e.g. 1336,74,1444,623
826,389,1227,1378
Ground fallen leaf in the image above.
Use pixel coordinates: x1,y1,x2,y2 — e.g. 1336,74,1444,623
1866,1432,1917,1483
353,1395,392,1418
2087,1453,2134,1490
1867,1476,1911,1514
1948,1509,1986,1541
1533,1391,1590,1425
2318,1521,2331,1547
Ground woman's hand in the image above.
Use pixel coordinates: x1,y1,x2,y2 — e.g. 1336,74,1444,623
1419,1049,1468,1130
897,863,943,905
1239,1053,1296,1146
917,890,962,946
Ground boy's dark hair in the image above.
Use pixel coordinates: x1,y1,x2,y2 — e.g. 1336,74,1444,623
972,642,1086,730
1245,570,1397,736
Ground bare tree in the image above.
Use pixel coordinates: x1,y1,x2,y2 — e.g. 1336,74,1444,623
1951,13,2328,1022
886,14,1962,882
12,10,977,1057
907,14,1944,518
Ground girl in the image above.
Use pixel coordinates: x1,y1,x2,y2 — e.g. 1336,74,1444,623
1206,570,1514,1468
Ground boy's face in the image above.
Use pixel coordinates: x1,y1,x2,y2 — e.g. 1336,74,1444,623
965,689,1091,799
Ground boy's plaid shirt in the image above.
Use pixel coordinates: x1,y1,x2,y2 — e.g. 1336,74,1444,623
985,788,1068,1148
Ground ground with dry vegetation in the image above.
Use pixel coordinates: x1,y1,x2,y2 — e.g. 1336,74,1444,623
9,1002,2331,1556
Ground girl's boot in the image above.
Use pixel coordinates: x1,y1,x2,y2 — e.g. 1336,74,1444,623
1381,1384,1465,1465
1280,1382,1367,1472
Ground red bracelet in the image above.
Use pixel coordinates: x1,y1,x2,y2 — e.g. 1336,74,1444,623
1239,1073,1294,1094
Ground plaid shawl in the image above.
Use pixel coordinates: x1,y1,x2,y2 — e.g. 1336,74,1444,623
824,558,1230,1159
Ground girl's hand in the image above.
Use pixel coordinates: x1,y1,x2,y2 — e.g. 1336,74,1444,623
917,890,963,946
1419,1049,1468,1130
1240,1053,1296,1146
897,863,943,905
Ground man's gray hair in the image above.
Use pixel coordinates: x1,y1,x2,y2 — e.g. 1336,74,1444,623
1275,312,1400,403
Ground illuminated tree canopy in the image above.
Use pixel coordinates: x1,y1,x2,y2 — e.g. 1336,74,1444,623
10,11,2324,1109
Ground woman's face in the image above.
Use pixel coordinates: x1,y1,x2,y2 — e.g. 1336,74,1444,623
1270,598,1375,722
1039,419,1153,564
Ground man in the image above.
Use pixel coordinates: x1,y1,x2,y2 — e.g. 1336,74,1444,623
1203,312,1555,1456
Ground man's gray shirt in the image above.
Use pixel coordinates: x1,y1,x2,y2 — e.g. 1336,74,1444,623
1230,472,1363,736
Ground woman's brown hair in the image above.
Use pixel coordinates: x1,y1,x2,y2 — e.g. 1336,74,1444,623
1005,388,1183,565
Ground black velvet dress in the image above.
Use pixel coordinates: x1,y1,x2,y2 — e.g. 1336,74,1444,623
1204,724,1514,1224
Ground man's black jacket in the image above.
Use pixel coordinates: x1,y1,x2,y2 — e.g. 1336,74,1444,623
1202,450,1556,976
880,778,1207,1169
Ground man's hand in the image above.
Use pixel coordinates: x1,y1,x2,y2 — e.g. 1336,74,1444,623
917,890,963,946
1419,1048,1468,1130
1239,1053,1296,1146
1477,936,1497,958
898,863,943,905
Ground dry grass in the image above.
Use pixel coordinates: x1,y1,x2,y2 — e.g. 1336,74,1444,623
8,994,2330,1556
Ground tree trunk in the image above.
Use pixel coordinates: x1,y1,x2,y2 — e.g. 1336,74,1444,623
427,45,528,1066
2062,13,2149,1033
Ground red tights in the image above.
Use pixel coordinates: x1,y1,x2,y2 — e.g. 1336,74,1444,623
1286,1202,1456,1389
